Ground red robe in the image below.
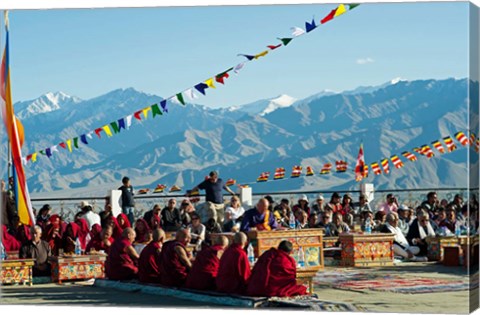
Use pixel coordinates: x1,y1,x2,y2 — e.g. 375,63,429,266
138,241,162,283
216,243,251,295
159,240,190,287
105,237,138,280
246,248,307,297
185,244,223,291
2,224,21,251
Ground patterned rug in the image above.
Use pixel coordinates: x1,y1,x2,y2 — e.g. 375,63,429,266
265,296,364,311
334,278,469,294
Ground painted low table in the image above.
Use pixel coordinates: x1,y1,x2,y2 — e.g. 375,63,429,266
1,258,35,286
296,268,317,294
247,228,324,271
426,236,462,261
338,233,395,267
49,254,107,283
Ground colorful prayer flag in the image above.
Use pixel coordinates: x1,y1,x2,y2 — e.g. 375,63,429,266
306,166,314,176
305,18,317,32
194,83,209,95
175,93,186,105
225,179,236,186
291,165,303,177
205,78,216,89
371,162,381,175
238,54,255,61
254,50,269,59
455,131,469,146
320,163,332,175
334,4,347,17
274,167,285,180
153,184,166,194
336,160,348,172
381,159,390,174
390,155,404,169
443,136,457,152
160,100,168,113
278,38,293,46
169,185,182,192
257,172,270,182
421,145,435,158
402,151,417,162
152,104,163,118
102,125,113,137
291,27,306,37
321,8,337,24
142,106,151,118
432,140,445,154
267,44,282,50
138,188,150,195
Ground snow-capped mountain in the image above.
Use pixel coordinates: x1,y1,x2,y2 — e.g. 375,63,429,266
7,78,473,197
230,94,297,116
15,91,82,119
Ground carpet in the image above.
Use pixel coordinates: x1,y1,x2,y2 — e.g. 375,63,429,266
334,278,469,294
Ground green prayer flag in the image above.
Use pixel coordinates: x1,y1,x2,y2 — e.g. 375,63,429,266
73,137,79,148
176,93,186,105
39,150,46,155
152,103,163,118
349,3,360,10
278,38,293,46
110,121,121,134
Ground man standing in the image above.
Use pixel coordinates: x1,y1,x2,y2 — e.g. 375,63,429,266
119,176,135,225
188,171,236,225
19,225,52,276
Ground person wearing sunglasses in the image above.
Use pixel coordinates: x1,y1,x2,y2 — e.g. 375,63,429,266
406,210,436,256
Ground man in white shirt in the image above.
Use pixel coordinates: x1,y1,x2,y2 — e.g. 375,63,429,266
381,212,427,262
80,201,101,229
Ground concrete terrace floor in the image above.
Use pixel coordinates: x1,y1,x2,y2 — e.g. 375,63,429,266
0,262,478,313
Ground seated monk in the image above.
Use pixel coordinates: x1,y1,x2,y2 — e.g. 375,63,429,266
246,240,307,297
216,232,251,295
159,228,193,287
240,198,278,232
138,228,166,284
2,224,21,252
105,227,139,280
185,235,229,291
86,226,114,254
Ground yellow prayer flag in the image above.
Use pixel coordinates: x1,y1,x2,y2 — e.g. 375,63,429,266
31,152,37,162
66,139,72,152
205,78,216,89
254,50,269,59
102,125,113,137
142,107,151,119
334,4,347,17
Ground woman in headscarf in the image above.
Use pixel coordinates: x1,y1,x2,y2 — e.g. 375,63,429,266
62,222,81,254
43,214,63,256
134,219,151,244
105,215,123,240
117,213,131,230
1,224,21,252
148,213,161,230
75,218,90,250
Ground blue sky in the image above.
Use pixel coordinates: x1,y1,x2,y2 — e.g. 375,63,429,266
2,2,470,108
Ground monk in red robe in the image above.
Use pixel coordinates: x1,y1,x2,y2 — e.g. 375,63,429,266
216,232,251,295
185,235,228,291
138,228,165,283
1,224,21,252
246,240,307,297
105,227,139,280
85,226,114,254
159,228,193,287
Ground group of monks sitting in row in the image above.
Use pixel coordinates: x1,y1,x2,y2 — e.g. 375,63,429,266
108,227,307,297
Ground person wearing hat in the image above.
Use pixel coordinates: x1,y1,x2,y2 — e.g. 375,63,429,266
311,194,325,218
397,205,411,236
292,194,311,217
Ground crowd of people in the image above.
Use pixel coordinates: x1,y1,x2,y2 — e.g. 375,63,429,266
1,172,479,297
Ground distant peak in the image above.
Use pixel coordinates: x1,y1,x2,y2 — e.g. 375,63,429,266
390,77,406,85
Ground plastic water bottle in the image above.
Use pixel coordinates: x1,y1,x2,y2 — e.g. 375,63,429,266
298,247,305,268
365,218,372,234
289,212,296,229
325,225,331,236
247,243,255,264
0,242,6,260
455,224,461,237
75,238,82,255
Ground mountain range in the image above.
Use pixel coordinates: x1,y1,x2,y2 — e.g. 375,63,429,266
7,77,474,198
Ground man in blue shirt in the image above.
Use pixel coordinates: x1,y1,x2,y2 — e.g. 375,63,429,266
188,171,235,225
241,198,278,232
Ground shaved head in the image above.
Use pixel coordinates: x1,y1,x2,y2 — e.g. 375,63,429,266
233,232,248,246
176,228,191,244
214,235,229,247
152,228,166,242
